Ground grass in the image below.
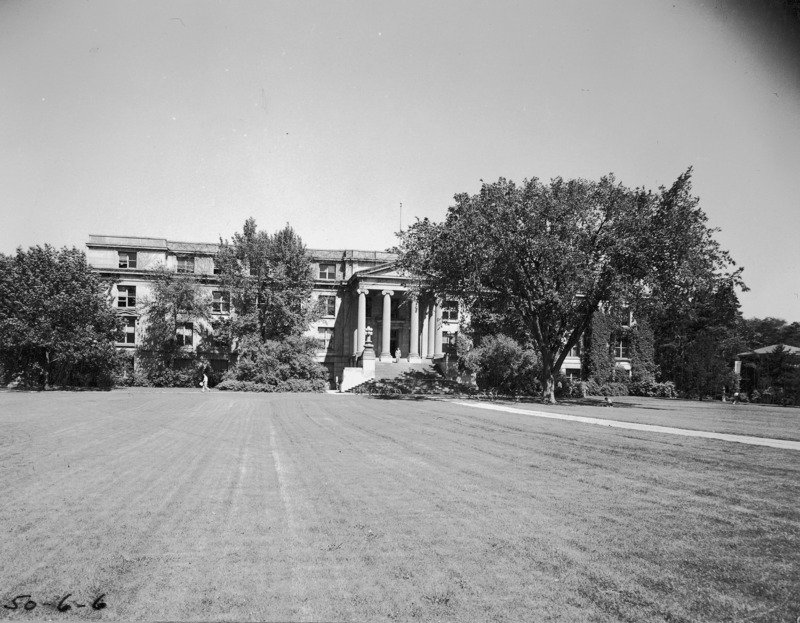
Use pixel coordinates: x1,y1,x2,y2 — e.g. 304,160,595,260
0,389,798,622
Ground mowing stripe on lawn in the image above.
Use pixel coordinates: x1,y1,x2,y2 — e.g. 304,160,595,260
452,401,800,451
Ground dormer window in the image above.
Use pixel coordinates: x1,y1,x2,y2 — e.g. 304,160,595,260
319,263,336,280
177,256,195,274
118,251,137,269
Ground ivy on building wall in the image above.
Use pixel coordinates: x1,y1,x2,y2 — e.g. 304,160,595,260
629,317,657,382
585,312,614,384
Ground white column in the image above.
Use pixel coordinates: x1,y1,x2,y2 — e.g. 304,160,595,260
408,296,421,362
420,300,429,359
426,299,435,359
380,290,394,360
433,299,444,360
357,288,368,355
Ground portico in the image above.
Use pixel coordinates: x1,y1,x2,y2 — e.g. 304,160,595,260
348,264,446,366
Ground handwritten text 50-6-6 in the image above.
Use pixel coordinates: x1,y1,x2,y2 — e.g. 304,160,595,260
3,593,107,613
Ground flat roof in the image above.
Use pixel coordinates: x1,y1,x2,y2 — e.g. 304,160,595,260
87,234,397,261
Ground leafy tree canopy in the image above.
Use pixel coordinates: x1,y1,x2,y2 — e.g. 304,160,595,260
136,266,211,373
741,317,800,349
221,334,328,392
0,245,121,387
215,219,317,343
394,169,744,402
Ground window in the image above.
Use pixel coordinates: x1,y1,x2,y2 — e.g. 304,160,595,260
567,341,581,358
319,295,336,317
212,291,230,314
176,322,193,347
319,263,336,280
117,285,136,308
564,368,581,382
213,261,222,275
120,317,136,344
442,301,459,321
177,256,195,274
118,252,137,269
617,306,631,327
317,327,334,350
614,336,630,359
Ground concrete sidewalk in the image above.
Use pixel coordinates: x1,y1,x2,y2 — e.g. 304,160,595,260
454,401,800,451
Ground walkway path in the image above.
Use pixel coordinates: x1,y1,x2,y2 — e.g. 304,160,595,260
453,401,800,451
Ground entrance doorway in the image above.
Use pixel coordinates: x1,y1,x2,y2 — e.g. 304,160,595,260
390,329,399,358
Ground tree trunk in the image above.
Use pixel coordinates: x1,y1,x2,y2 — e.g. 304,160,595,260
44,349,50,388
544,375,556,403
541,355,557,403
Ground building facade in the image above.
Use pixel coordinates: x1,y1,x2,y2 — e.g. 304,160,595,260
86,234,627,387
86,235,467,387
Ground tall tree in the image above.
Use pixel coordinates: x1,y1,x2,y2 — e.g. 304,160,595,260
0,246,121,387
136,266,211,374
215,219,317,344
652,281,744,398
394,170,744,402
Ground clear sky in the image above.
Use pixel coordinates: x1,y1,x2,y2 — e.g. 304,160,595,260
1,0,799,322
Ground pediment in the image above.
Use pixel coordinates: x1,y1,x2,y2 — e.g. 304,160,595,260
354,262,409,279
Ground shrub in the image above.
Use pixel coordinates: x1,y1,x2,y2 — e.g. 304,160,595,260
222,335,328,392
281,377,328,392
596,382,628,397
463,334,541,396
217,380,271,392
145,368,196,388
216,377,327,392
613,365,631,385
131,371,153,387
580,379,602,397
628,379,677,398
555,376,590,399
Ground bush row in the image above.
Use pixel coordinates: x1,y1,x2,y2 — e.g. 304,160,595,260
216,378,327,392
556,377,676,399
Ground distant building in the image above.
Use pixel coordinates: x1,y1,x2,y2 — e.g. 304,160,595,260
735,343,800,396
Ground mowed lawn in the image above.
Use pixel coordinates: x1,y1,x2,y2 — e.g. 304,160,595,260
0,391,798,622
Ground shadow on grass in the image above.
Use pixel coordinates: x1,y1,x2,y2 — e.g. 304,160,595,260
354,369,471,399
352,373,676,411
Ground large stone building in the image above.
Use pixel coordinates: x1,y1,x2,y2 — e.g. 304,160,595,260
86,234,612,388
86,234,479,388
